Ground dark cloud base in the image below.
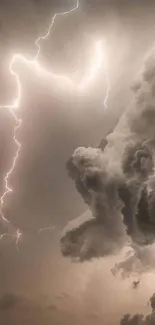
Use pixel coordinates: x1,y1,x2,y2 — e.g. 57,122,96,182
120,293,155,325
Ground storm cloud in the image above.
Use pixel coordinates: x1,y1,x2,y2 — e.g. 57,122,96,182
120,292,155,325
61,46,155,267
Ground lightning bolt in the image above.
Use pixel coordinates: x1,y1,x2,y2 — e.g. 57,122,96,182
35,0,80,61
0,0,110,246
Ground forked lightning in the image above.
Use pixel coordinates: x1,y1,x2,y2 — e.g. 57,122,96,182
0,0,110,248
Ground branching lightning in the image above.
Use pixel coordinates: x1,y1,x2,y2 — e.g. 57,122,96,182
0,0,110,247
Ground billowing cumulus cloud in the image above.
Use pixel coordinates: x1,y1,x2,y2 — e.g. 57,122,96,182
61,146,127,260
61,46,155,269
120,293,155,325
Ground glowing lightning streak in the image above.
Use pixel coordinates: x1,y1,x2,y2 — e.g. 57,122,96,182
0,0,110,246
103,59,110,110
0,112,22,224
79,40,102,89
0,55,22,247
35,0,80,60
0,56,22,222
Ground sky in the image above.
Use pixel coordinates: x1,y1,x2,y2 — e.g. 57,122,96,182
1,0,155,324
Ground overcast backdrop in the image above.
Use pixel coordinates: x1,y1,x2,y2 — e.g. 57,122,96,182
1,1,155,324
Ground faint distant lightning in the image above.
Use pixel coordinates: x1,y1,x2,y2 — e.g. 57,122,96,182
0,0,110,244
103,59,110,110
15,228,22,250
0,228,22,250
38,226,55,234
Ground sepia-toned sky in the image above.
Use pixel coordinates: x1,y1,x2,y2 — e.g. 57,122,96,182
1,1,155,324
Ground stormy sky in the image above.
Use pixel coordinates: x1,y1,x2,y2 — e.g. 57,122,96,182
1,0,155,324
